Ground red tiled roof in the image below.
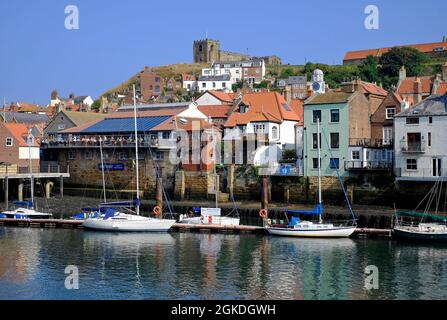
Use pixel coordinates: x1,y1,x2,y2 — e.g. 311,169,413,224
4,123,38,147
359,81,388,96
150,116,218,132
207,90,236,103
182,74,196,82
197,105,232,118
436,83,447,95
290,99,304,124
344,41,447,62
225,92,300,127
397,76,434,95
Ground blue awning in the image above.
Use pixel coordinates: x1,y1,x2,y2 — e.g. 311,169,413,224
81,116,170,134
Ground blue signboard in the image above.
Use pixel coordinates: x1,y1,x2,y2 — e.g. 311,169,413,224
98,163,125,171
280,165,291,175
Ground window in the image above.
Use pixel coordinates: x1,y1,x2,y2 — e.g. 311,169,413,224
162,132,170,139
383,127,393,145
271,127,278,139
406,117,419,124
312,133,321,149
330,133,339,149
329,158,339,169
68,151,75,160
202,82,206,88
155,151,164,160
222,82,226,88
428,132,431,147
429,117,433,124
6,137,13,147
330,109,340,123
254,124,265,134
154,85,160,92
85,151,93,160
313,110,322,123
352,151,360,160
58,124,66,130
406,159,417,170
281,103,291,111
155,77,160,82
212,82,216,88
312,158,321,169
386,107,396,119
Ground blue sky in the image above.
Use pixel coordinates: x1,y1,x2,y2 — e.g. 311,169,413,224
0,0,446,105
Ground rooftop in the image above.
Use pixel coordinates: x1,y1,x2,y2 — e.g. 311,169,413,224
395,94,447,117
304,91,354,105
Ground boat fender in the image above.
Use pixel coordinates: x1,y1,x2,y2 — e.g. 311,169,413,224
208,215,212,224
259,209,268,219
153,205,161,216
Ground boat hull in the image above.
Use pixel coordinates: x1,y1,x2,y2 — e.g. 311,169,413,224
82,217,176,232
392,227,447,241
266,226,356,238
1,208,52,220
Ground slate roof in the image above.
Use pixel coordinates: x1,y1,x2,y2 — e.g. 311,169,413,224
395,94,447,117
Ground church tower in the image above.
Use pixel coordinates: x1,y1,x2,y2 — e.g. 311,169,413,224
193,39,220,63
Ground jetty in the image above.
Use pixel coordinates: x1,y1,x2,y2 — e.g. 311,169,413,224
0,218,392,238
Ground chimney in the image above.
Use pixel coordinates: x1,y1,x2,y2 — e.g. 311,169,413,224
285,86,292,104
433,74,442,95
413,78,422,104
442,63,447,82
398,66,407,86
402,97,410,110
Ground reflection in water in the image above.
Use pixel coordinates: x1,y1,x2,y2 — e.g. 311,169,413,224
0,228,447,300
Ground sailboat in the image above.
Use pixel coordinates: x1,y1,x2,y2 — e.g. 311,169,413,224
265,119,357,238
82,86,176,232
178,127,240,226
1,130,52,219
393,175,447,241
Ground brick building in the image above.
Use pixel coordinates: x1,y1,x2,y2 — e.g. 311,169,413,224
139,67,164,101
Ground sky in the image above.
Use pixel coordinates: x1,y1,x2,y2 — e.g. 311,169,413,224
0,0,446,105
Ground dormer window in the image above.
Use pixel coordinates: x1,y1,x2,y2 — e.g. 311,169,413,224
240,105,248,113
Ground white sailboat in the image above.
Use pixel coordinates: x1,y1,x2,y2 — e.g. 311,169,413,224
1,130,52,219
265,119,356,238
82,86,176,232
178,127,240,226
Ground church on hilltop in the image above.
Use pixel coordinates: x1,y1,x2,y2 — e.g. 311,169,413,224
193,38,281,65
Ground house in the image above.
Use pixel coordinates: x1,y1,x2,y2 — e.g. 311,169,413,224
197,105,232,127
0,112,50,139
197,75,232,93
224,91,302,170
182,74,197,92
195,90,236,105
139,67,164,101
0,122,40,172
43,111,106,140
284,76,308,101
201,59,266,86
343,39,447,65
396,64,447,104
73,96,94,110
165,78,182,92
394,94,447,181
303,91,372,178
370,91,405,146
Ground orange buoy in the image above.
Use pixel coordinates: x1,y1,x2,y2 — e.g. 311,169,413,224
153,205,161,216
259,209,268,219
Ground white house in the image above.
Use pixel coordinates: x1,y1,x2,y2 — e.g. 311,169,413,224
201,59,266,86
394,94,447,181
224,91,303,172
197,75,232,93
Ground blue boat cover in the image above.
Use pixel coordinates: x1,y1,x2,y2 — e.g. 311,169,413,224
103,208,117,219
0,214,6,218
81,116,170,134
288,216,300,227
13,201,33,208
287,203,323,215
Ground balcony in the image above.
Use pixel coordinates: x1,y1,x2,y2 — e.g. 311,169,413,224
400,140,426,153
345,161,393,171
349,138,393,148
150,138,177,150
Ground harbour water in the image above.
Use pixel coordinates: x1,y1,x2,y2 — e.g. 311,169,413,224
0,227,446,300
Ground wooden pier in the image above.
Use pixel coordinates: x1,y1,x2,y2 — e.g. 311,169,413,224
0,218,392,238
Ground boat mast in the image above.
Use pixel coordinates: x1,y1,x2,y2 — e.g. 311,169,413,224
99,138,107,203
317,118,322,224
133,85,140,216
212,125,218,209
27,129,34,210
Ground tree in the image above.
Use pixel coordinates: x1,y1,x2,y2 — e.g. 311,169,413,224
379,47,430,89
358,55,379,83
91,99,101,111
280,68,296,78
232,80,244,92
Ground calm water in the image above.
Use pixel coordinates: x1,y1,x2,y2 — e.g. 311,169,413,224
0,226,446,300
